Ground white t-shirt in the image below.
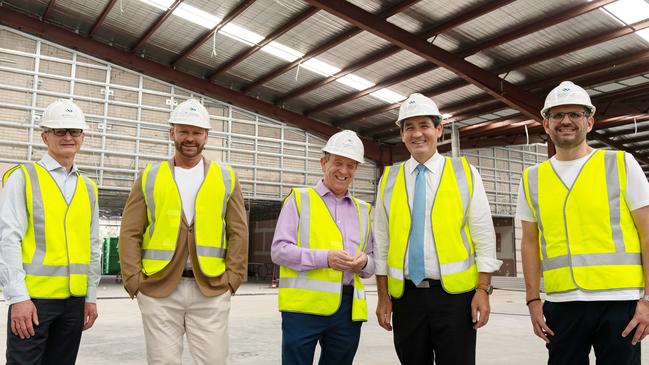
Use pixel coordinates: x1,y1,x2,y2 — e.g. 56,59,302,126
174,161,205,225
515,150,649,302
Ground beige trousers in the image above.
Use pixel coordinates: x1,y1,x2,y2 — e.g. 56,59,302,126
137,278,231,365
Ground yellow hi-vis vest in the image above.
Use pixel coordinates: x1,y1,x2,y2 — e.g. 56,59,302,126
278,187,371,321
140,161,235,277
2,163,97,299
379,157,478,298
523,149,644,293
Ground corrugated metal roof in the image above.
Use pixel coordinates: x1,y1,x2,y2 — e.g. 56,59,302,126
4,0,649,169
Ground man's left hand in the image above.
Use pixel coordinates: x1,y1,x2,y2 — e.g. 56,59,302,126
471,289,490,330
350,252,368,273
83,303,98,331
622,298,649,345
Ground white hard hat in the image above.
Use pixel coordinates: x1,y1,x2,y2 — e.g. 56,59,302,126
541,81,596,118
396,93,442,127
322,130,365,164
40,99,88,130
169,99,211,129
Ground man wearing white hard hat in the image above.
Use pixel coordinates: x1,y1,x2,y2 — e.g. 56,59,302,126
0,99,101,364
374,93,501,364
118,99,248,365
271,129,375,365
518,81,649,364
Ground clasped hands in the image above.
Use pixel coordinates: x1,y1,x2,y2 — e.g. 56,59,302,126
327,250,367,273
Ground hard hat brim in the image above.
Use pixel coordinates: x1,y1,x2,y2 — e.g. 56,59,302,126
322,147,365,164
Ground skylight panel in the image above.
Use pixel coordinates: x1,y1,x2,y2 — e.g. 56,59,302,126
604,0,649,24
139,0,174,11
220,24,264,45
637,28,649,43
302,59,341,77
136,0,409,108
262,42,303,62
338,74,374,90
371,89,406,104
174,3,220,29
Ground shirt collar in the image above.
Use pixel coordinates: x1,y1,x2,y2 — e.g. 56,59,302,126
315,180,352,200
405,152,441,175
40,154,79,175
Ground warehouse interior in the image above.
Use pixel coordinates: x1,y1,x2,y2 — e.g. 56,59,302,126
1,0,649,282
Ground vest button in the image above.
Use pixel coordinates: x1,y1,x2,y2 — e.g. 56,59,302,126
188,227,193,233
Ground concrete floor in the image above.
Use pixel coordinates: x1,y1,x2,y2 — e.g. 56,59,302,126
1,278,647,364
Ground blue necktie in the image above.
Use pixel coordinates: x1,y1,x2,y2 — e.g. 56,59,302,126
408,163,426,286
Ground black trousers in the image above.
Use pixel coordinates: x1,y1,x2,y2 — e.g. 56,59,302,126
544,300,640,365
6,297,85,365
392,280,476,365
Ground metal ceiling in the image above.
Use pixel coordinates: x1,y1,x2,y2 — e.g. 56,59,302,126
1,0,649,173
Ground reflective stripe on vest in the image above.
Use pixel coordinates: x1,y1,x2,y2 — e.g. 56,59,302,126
523,149,643,293
6,163,95,298
278,187,370,321
380,157,478,298
141,161,233,277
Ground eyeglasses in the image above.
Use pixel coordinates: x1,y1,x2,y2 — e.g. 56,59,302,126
49,129,83,137
547,111,589,122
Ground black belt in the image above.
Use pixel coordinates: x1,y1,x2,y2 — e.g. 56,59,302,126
342,285,354,295
406,279,441,289
181,269,194,278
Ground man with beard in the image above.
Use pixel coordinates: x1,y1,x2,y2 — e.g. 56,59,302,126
118,99,248,365
518,81,649,364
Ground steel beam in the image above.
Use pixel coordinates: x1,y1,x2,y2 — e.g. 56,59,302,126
274,0,514,105
303,1,543,121
89,0,117,38
445,61,649,123
42,0,57,20
500,19,649,72
241,0,421,94
338,1,628,126
132,0,183,53
208,7,318,80
327,0,613,122
591,132,649,165
602,123,649,138
612,130,649,144
171,0,255,68
0,6,384,162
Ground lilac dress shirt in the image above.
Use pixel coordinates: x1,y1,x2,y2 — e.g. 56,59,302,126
271,181,375,285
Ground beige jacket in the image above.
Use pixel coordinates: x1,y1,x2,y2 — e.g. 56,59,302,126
118,158,248,298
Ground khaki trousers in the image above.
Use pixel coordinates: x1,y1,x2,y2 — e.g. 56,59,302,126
137,278,231,365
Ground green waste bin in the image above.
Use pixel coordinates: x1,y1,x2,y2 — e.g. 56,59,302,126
102,237,121,275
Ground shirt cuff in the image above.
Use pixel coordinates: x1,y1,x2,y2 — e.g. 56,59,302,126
5,281,30,305
315,250,330,269
375,259,388,276
360,255,375,278
85,286,97,303
476,257,503,273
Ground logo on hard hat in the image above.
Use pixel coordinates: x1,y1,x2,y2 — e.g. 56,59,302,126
65,108,74,112
343,138,354,147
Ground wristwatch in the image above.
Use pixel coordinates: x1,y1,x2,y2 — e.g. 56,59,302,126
477,283,493,295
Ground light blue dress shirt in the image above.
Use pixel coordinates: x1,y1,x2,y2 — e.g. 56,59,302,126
0,154,101,304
